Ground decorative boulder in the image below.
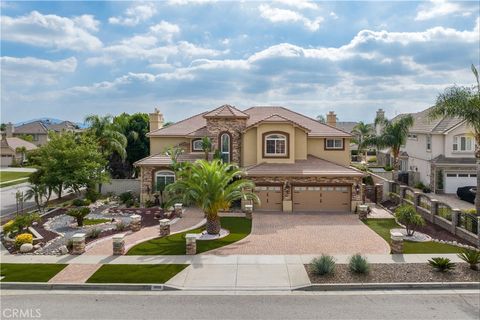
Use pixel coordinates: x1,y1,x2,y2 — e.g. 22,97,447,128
20,243,33,253
33,244,41,250
58,245,69,255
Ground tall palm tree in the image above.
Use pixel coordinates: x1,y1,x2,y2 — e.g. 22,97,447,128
367,115,414,179
201,136,212,161
85,115,127,159
15,146,27,165
167,160,259,234
429,64,480,213
352,122,372,162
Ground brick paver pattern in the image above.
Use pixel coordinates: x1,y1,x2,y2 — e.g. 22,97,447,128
206,211,390,255
48,264,102,284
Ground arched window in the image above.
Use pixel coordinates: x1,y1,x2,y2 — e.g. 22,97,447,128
155,170,175,192
220,133,231,163
264,133,287,156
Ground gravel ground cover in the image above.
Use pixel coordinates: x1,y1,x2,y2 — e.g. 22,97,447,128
306,263,480,283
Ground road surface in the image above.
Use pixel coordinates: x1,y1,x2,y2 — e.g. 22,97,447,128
1,290,478,320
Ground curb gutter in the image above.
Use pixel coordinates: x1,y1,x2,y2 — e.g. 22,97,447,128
295,282,480,291
0,282,180,291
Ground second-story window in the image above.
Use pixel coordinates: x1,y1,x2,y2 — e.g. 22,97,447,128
453,135,473,152
325,138,343,150
192,139,203,152
426,135,432,151
265,133,287,156
220,133,230,162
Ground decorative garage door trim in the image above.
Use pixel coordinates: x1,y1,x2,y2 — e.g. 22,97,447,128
292,185,351,212
254,184,283,211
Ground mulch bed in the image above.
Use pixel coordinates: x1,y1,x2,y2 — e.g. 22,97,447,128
306,263,480,283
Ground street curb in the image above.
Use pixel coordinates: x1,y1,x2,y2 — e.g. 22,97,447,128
0,282,180,291
295,282,480,291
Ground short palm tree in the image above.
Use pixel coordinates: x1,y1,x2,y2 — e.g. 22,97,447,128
15,146,27,165
352,122,372,162
24,184,48,212
166,160,259,234
429,64,480,214
85,115,127,159
366,115,414,179
201,136,212,161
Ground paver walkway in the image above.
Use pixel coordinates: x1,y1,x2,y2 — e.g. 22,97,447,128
48,264,101,284
206,212,390,255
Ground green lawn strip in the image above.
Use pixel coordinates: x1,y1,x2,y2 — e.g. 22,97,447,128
83,218,111,226
0,171,31,183
0,263,67,282
363,218,462,254
86,264,188,284
127,217,252,255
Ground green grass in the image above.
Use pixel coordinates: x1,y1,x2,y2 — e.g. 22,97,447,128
127,217,251,255
0,171,32,188
83,218,111,226
86,264,188,284
0,263,67,282
363,219,463,254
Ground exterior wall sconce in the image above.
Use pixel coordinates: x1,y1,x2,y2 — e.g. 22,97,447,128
354,183,360,195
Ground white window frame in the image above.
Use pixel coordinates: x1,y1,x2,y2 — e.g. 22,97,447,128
453,135,473,152
325,138,343,150
155,170,175,192
192,139,203,152
220,133,230,163
408,133,417,140
426,135,432,152
265,134,287,156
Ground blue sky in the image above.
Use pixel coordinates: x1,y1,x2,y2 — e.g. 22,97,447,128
1,0,479,124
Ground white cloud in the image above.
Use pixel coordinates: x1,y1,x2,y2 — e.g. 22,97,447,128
166,0,217,5
274,0,319,10
149,21,181,42
73,14,100,32
415,0,465,21
109,2,157,26
1,11,102,51
329,12,338,20
259,4,324,31
1,56,77,86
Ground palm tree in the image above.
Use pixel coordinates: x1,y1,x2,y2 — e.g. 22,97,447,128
316,115,326,123
25,184,48,212
367,115,414,179
201,136,212,161
352,122,372,162
15,146,27,165
166,160,259,234
85,115,127,159
429,64,480,213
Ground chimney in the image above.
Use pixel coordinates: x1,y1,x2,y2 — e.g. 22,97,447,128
326,111,337,127
6,122,14,138
149,108,164,132
375,108,385,135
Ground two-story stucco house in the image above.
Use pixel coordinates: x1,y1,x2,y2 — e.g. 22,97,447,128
378,107,476,194
135,105,364,212
4,120,80,147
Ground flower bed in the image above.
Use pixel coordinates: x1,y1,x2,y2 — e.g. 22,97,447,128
306,263,479,283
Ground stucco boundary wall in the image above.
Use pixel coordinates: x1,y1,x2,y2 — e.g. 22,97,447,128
389,182,479,248
365,171,390,203
100,179,141,195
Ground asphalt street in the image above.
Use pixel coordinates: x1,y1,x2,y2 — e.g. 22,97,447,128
1,290,478,320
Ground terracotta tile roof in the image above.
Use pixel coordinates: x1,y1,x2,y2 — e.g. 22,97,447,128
187,126,209,137
245,155,363,177
134,152,207,166
392,107,464,134
14,121,49,134
1,137,38,151
203,104,249,118
245,114,311,132
149,105,351,137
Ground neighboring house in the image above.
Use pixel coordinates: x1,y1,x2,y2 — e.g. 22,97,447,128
377,107,476,194
4,120,80,146
0,136,37,167
135,105,363,212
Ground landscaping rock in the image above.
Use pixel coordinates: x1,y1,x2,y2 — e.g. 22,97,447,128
33,244,41,250
58,245,69,255
20,243,33,253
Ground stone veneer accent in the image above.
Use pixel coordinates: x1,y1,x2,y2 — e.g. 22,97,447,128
159,219,170,237
186,234,197,255
140,165,171,204
130,214,142,232
71,233,86,255
206,118,247,164
390,231,404,254
112,233,126,255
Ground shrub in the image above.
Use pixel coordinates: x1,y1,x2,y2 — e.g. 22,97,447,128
428,257,455,272
66,207,91,227
463,208,477,215
85,187,100,203
457,250,480,270
125,199,135,208
145,200,155,208
349,254,370,274
88,228,101,239
367,156,377,163
395,204,425,236
414,182,426,190
422,186,431,193
6,213,41,234
2,220,15,234
119,192,134,204
362,176,374,186
72,198,88,207
384,165,393,171
116,221,127,231
15,233,33,248
311,255,336,276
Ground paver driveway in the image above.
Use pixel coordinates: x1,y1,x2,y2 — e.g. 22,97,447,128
207,212,390,255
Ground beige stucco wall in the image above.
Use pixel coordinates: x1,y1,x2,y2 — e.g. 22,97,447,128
256,123,296,164
307,137,350,166
294,128,307,160
149,137,190,155
445,123,475,158
242,127,257,167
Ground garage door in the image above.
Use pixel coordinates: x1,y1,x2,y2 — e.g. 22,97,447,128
293,186,351,212
254,186,282,211
445,172,477,194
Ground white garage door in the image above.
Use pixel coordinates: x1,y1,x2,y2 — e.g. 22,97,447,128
445,172,477,194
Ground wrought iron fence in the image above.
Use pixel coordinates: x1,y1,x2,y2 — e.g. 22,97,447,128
457,212,478,234
437,204,452,221
418,195,431,211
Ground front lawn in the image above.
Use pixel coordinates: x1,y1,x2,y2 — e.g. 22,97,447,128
363,219,463,254
83,218,111,226
86,264,188,283
127,217,251,255
0,263,67,282
0,171,32,187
